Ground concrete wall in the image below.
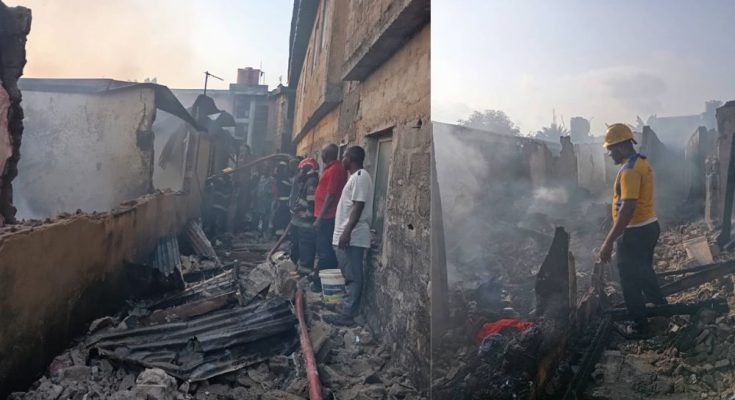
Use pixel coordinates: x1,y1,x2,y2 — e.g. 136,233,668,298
267,87,295,154
15,88,157,219
152,110,188,192
575,142,617,197
343,0,397,62
717,101,735,222
292,1,431,387
685,127,716,202
292,0,345,138
0,191,194,396
434,123,582,287
0,3,31,224
0,86,10,192
296,108,339,156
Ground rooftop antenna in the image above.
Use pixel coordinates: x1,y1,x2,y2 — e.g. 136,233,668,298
203,71,224,95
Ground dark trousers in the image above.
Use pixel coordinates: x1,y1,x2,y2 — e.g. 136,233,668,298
316,218,338,270
290,227,300,265
616,221,666,323
295,225,317,270
334,246,367,317
312,218,338,288
272,203,291,234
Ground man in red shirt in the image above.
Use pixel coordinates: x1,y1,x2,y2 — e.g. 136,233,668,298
312,143,348,291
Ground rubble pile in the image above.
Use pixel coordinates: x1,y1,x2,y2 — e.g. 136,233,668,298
431,324,538,400
586,312,735,399
586,221,735,399
7,233,421,400
656,222,724,272
433,217,735,399
9,340,307,400
431,279,538,400
306,294,422,399
655,222,735,304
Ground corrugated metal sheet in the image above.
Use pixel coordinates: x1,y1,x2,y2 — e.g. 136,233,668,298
151,236,182,277
87,297,297,381
185,220,220,263
150,269,238,310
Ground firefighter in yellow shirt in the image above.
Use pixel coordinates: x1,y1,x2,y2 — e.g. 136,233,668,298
598,123,666,335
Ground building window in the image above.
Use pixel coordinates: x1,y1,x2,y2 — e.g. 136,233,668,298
368,131,393,236
235,97,251,119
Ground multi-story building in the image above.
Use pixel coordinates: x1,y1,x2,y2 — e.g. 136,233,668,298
171,68,292,156
288,0,430,391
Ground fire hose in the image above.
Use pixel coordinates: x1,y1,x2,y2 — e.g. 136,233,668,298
207,153,295,180
267,223,292,263
295,288,323,400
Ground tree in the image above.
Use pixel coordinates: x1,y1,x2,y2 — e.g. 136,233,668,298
458,110,520,136
534,109,569,142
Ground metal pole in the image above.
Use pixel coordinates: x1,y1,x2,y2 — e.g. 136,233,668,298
203,71,224,96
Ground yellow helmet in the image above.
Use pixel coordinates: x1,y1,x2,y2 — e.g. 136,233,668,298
603,123,635,148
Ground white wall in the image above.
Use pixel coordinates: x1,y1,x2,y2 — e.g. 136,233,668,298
575,143,617,198
15,88,156,218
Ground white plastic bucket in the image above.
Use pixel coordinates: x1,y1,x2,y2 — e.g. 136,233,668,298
683,236,714,265
319,269,345,304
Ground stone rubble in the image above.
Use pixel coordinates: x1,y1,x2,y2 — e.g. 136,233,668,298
432,219,735,399
587,221,735,399
8,234,421,400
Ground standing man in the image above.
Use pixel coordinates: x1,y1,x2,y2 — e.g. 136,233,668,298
330,146,373,326
234,144,253,232
204,168,234,237
290,158,320,274
255,165,275,240
598,123,665,335
272,161,292,238
313,144,348,291
288,156,306,264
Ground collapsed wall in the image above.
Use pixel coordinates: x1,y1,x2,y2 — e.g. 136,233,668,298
717,101,735,225
433,122,583,285
686,126,717,204
0,191,194,397
0,2,31,225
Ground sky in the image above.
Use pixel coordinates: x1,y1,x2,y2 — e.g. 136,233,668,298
432,0,735,135
5,0,293,90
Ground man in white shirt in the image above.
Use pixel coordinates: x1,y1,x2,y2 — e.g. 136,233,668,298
329,145,373,325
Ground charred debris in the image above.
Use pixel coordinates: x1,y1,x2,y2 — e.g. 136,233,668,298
432,103,735,400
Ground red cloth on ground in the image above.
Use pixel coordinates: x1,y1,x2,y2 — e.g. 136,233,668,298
476,319,534,344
